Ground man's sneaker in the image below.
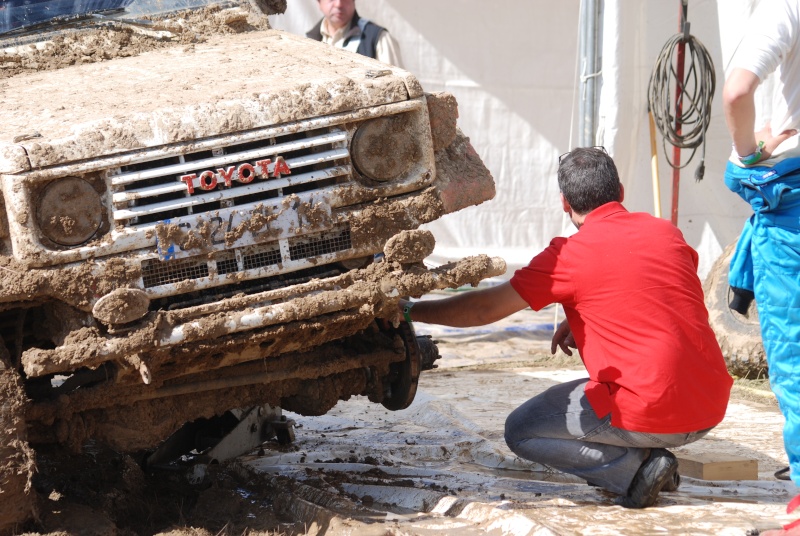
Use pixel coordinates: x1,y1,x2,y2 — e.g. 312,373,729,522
615,448,678,508
775,466,792,481
589,468,679,492
661,470,681,492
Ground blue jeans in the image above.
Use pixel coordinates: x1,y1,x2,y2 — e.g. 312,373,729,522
504,378,712,495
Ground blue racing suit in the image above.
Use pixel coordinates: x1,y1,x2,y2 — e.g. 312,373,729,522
726,157,800,486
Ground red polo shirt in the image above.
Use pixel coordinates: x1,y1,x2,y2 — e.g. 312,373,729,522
510,202,732,433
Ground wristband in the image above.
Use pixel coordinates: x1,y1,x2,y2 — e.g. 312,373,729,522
402,302,414,323
738,140,765,165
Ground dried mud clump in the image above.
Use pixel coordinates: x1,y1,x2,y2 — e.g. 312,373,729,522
224,204,281,246
433,130,496,214
349,188,446,252
0,254,137,315
426,92,459,151
93,288,150,325
48,259,141,311
384,229,436,264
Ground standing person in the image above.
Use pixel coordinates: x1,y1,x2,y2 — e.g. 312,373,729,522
722,0,800,532
398,147,732,508
306,0,403,67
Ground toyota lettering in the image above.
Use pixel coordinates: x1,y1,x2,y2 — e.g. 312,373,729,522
180,156,292,194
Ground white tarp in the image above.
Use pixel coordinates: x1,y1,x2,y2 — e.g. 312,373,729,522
270,1,764,280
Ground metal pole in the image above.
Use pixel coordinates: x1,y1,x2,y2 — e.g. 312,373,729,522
671,1,688,226
578,0,601,147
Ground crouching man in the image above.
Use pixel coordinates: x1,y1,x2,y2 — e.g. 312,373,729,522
399,147,732,508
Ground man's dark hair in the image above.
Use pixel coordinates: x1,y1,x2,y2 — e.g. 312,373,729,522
557,147,621,214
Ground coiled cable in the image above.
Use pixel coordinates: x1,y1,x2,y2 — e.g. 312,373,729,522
647,30,716,180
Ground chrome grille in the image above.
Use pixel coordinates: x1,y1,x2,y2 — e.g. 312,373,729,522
111,126,351,228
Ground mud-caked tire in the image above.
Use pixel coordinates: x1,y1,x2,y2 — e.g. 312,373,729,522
0,358,36,534
703,241,767,378
381,322,422,411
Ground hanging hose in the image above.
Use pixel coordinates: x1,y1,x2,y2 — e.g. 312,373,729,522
647,29,715,180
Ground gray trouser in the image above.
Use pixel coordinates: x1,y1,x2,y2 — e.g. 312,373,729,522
504,378,712,495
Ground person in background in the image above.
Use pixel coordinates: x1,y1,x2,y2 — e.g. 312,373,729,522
307,0,403,67
397,147,732,509
722,0,800,533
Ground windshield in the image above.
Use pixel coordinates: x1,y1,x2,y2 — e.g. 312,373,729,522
0,0,228,35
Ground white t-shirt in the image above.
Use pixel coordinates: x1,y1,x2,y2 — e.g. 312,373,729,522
731,0,800,158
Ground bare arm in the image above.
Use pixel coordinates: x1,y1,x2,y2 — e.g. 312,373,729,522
402,281,529,327
723,67,796,160
723,67,760,157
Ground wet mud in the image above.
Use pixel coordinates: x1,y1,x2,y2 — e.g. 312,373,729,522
0,366,36,535
10,351,793,536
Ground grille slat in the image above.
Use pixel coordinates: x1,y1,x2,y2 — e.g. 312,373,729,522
114,127,350,228
112,149,349,205
112,130,347,186
114,165,350,222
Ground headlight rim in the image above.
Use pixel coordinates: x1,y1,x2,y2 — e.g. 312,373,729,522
350,113,421,184
35,176,105,248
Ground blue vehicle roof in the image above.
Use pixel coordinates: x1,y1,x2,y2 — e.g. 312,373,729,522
0,0,135,33
0,0,224,34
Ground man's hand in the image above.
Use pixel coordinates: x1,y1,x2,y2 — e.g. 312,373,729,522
551,319,576,356
755,122,798,161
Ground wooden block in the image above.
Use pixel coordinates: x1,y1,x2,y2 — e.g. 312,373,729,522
676,453,758,481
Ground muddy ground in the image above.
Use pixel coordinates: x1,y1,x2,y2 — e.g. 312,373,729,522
15,301,796,536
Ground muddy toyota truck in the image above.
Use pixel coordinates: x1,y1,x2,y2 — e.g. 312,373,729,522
0,0,503,531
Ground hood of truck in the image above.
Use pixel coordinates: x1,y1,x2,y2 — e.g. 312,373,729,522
0,29,422,173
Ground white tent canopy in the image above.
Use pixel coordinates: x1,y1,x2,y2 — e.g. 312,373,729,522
270,0,762,280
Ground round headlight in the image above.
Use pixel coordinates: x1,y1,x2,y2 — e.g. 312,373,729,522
351,113,421,182
37,177,103,246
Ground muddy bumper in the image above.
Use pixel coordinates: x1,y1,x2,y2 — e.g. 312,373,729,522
22,253,506,380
